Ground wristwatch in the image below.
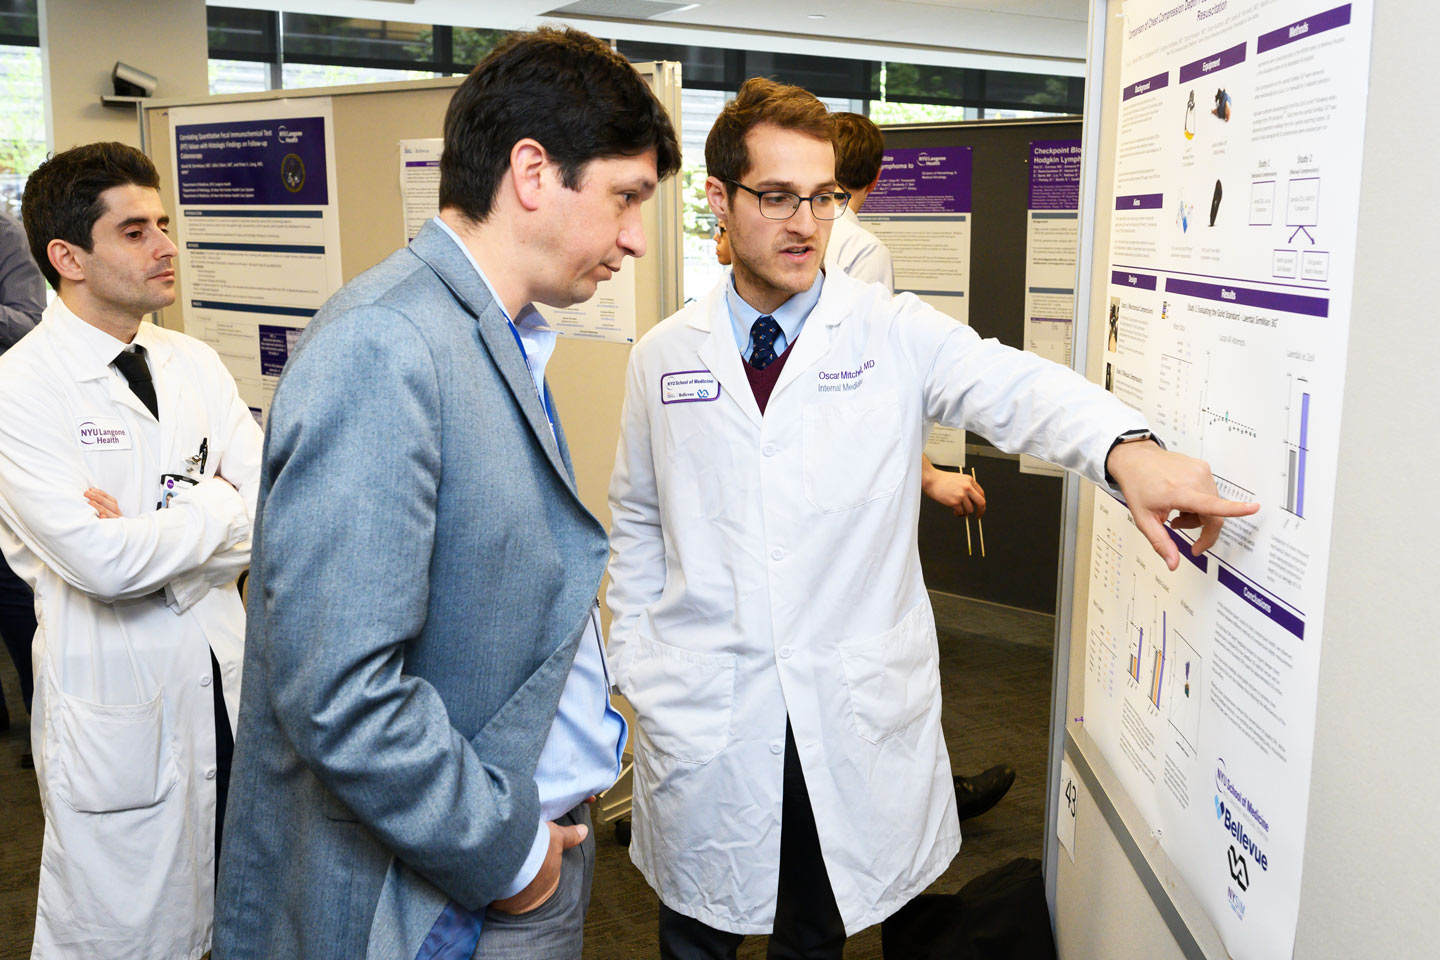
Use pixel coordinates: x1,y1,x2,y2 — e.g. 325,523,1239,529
1104,429,1157,485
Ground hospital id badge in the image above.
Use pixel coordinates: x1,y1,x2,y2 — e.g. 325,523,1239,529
159,473,198,509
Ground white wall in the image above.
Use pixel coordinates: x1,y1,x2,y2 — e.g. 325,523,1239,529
1291,0,1440,952
39,0,208,151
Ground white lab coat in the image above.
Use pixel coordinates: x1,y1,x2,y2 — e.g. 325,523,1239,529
0,298,262,960
823,208,894,291
607,270,1146,935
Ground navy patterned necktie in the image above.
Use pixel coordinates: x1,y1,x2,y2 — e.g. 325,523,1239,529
748,315,783,370
113,345,159,421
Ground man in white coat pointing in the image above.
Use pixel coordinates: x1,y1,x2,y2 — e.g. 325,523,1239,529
606,79,1258,958
0,142,262,960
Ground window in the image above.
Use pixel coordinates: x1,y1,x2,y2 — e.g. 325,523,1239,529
280,63,436,90
208,59,269,96
0,43,43,217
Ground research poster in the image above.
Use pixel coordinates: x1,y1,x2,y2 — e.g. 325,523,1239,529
1081,3,1371,958
395,137,638,344
862,146,972,466
1021,139,1082,478
399,138,442,243
169,99,343,424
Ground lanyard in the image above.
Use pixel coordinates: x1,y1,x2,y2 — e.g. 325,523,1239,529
506,318,555,430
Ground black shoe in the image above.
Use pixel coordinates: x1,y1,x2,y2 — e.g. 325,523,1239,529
19,752,33,770
954,764,1015,822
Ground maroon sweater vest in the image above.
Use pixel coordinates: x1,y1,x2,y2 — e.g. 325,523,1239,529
743,336,797,415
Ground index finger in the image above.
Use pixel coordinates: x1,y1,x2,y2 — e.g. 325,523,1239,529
1167,489,1260,519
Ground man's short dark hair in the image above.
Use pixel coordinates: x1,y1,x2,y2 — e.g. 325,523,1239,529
440,27,681,223
831,112,885,191
705,78,834,202
22,142,161,289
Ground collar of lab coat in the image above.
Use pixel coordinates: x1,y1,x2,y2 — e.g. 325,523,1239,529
42,296,184,439
45,295,173,384
689,267,853,429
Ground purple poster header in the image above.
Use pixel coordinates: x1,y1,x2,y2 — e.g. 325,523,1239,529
1029,140,1081,210
1166,527,1209,572
866,147,972,214
176,116,329,206
1164,277,1329,317
1116,193,1164,210
1122,71,1170,101
1179,42,1247,84
1257,4,1351,54
1218,565,1304,640
1111,270,1158,291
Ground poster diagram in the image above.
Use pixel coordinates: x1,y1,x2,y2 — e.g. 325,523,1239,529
861,146,972,466
169,99,343,424
1082,3,1372,958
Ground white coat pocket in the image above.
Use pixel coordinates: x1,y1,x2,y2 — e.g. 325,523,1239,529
838,602,941,744
801,391,904,513
51,686,177,813
624,635,735,764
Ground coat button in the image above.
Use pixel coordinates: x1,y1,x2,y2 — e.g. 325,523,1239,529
779,646,792,659
200,674,212,687
204,767,217,781
762,443,776,457
770,548,783,561
770,742,783,755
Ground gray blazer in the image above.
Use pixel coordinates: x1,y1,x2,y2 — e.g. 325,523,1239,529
213,221,609,959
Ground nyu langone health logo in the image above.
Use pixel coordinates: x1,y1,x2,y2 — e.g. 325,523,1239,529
1215,758,1271,836
77,421,126,446
277,125,303,144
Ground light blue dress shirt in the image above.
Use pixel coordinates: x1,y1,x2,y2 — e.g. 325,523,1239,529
434,218,627,897
725,268,824,361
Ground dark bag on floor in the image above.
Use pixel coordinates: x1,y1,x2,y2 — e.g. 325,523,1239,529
880,857,1057,960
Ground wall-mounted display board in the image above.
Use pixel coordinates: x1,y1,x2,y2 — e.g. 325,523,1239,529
879,119,1080,613
140,66,683,533
1047,3,1393,959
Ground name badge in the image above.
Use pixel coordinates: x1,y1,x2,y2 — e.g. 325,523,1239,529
661,370,721,404
76,417,132,450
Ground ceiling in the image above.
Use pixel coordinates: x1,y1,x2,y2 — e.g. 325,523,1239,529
221,0,1094,74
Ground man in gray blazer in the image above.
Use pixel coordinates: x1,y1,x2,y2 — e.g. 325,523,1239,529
214,28,680,960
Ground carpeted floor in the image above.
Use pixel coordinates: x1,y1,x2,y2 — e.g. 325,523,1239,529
0,591,1056,960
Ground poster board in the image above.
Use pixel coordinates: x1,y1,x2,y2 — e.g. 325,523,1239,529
140,66,683,534
879,119,1080,613
1042,4,1437,960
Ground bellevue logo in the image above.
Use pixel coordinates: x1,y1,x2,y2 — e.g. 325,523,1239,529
1227,845,1250,891
1216,796,1269,872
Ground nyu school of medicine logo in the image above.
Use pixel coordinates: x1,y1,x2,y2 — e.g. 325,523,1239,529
281,153,306,193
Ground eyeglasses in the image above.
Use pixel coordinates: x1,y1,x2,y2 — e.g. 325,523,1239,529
729,181,851,221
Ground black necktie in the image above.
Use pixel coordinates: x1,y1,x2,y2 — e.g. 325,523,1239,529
113,345,158,421
748,315,783,370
